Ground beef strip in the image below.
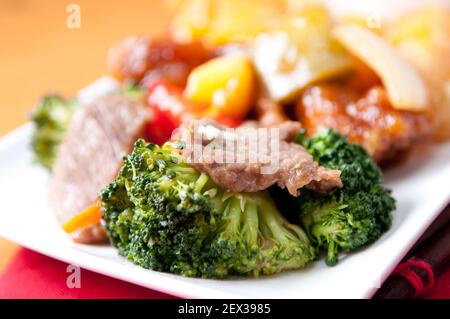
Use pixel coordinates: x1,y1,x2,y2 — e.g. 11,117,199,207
174,119,342,196
256,97,289,127
48,93,151,243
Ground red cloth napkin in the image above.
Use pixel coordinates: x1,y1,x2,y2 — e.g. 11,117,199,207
0,248,448,298
0,249,173,299
423,266,450,299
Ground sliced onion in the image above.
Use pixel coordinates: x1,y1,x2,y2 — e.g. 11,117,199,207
333,24,429,112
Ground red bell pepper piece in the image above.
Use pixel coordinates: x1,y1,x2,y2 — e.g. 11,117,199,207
146,81,193,144
146,81,243,145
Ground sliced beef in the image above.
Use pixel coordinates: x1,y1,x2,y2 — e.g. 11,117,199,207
48,93,151,243
174,119,342,196
256,97,289,127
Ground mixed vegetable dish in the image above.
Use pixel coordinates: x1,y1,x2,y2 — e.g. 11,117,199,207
30,2,449,278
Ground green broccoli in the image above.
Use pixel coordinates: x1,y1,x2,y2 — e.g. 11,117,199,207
100,139,316,278
295,129,395,266
31,94,77,170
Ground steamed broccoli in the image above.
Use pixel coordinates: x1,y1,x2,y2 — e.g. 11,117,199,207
295,129,395,266
101,139,316,278
31,94,77,169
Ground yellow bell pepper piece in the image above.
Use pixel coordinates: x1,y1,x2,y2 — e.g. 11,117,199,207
171,0,286,45
184,54,255,119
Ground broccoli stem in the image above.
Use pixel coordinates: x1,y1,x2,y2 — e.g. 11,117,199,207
258,195,299,245
172,166,198,177
222,197,242,237
241,200,259,250
325,241,338,266
194,173,210,193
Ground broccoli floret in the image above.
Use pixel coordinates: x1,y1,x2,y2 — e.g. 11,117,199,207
31,94,77,170
101,139,316,278
296,129,395,266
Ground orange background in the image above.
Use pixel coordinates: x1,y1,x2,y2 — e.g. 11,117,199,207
0,0,172,274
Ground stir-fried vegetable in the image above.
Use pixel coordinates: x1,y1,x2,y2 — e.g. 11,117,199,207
147,76,246,145
273,130,395,266
386,7,450,139
147,82,194,145
252,6,351,102
334,24,429,112
185,54,255,120
31,94,77,170
62,200,102,234
171,0,286,44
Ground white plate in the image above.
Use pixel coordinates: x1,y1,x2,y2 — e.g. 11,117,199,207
0,77,449,298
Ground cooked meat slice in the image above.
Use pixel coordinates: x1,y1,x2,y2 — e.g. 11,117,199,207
255,84,289,126
297,85,432,162
256,97,289,126
107,37,213,86
174,119,342,196
71,224,107,244
48,94,151,243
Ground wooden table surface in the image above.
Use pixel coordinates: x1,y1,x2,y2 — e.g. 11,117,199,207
0,0,171,274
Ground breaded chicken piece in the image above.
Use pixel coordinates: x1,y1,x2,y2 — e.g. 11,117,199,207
297,85,432,162
107,37,212,86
